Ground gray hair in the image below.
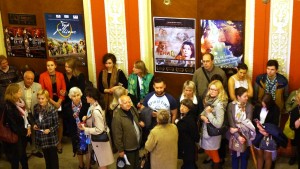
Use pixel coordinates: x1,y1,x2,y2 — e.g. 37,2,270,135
157,109,170,125
68,87,83,98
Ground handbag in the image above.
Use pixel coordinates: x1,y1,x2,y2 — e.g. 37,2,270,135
259,135,277,151
206,122,228,136
0,106,18,144
138,153,150,169
283,115,295,139
90,109,109,142
229,134,247,153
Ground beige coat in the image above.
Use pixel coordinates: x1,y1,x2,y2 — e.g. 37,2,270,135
145,124,178,169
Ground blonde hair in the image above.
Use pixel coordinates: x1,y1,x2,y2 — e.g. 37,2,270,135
4,83,21,103
65,58,81,76
37,89,50,100
182,80,196,98
110,86,128,109
134,60,148,77
157,109,169,124
207,80,228,102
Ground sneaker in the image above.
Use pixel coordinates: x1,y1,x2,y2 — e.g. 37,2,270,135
32,151,43,158
288,156,296,165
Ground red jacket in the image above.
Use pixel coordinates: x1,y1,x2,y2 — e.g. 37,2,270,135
39,71,66,101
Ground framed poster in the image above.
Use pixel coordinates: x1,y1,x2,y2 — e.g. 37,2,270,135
45,13,86,66
200,20,244,68
153,17,196,74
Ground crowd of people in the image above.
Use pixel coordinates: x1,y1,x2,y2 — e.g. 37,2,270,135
0,52,299,169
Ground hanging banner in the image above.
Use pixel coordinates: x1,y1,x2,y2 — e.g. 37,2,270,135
153,17,196,74
200,20,244,68
44,13,86,66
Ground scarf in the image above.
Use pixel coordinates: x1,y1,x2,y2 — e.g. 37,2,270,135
265,76,277,100
204,95,217,107
102,67,119,110
235,102,246,122
15,99,26,116
128,73,153,101
72,101,82,124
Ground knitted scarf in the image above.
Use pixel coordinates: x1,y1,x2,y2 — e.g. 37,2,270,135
265,76,277,100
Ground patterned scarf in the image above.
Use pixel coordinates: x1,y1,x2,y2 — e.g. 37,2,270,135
128,73,153,101
72,101,82,124
235,102,246,122
265,76,277,100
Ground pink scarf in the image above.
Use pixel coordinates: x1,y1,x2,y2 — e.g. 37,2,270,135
15,99,26,116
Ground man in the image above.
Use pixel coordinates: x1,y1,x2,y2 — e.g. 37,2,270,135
192,53,227,111
112,95,142,169
255,59,288,114
143,77,177,125
18,70,43,158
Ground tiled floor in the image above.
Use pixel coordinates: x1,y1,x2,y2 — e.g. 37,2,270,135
0,137,298,169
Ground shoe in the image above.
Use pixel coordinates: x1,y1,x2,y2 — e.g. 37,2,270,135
203,158,212,164
288,156,296,165
57,148,63,154
32,151,44,158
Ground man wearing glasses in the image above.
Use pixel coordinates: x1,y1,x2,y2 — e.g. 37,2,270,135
192,53,227,112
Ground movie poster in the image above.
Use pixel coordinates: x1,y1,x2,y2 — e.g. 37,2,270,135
153,17,196,74
4,27,46,58
45,13,86,66
200,20,244,68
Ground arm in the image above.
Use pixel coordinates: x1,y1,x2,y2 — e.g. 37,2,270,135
145,130,157,152
206,102,224,128
84,109,105,135
112,114,125,153
228,76,237,101
118,70,128,89
171,108,177,123
290,108,300,130
247,77,254,98
98,71,105,93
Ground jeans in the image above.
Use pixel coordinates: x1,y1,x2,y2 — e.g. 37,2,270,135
231,147,249,169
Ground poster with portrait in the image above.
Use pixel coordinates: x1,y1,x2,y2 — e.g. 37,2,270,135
45,13,86,66
153,17,196,74
200,20,244,69
4,27,26,57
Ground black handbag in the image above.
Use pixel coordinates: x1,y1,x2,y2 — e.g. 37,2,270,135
259,135,277,151
206,122,228,136
90,109,109,142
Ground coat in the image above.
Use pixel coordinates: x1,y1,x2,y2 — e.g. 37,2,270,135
145,124,178,169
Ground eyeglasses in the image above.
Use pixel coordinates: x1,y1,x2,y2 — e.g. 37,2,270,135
201,60,211,63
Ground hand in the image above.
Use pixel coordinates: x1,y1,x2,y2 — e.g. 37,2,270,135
60,90,66,96
260,130,269,136
200,115,209,123
152,111,157,117
43,129,50,135
205,106,213,113
238,136,246,144
295,118,300,129
139,121,145,127
26,128,31,137
82,116,87,122
230,127,239,134
119,151,125,158
33,125,39,130
78,123,85,131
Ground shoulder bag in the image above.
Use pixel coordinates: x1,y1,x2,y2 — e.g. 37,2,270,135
229,134,247,153
207,122,228,136
0,105,18,143
91,109,109,142
259,135,277,151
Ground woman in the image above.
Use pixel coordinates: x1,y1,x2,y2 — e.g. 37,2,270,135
39,58,66,153
64,87,89,169
98,53,127,135
33,89,59,169
2,83,29,169
128,60,154,109
176,99,200,169
64,58,86,104
145,109,178,169
227,87,255,169
178,80,199,118
228,63,253,102
79,87,114,169
290,91,300,169
175,41,195,60
199,80,228,169
253,93,280,169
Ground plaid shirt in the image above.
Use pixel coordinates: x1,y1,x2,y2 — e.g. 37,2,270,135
33,103,58,149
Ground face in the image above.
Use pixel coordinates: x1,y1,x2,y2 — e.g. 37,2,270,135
266,66,277,78
153,82,166,96
180,104,189,115
182,45,192,57
183,87,194,98
120,96,132,111
24,73,34,88
157,41,168,52
46,61,56,74
132,64,142,75
237,92,248,103
65,63,72,74
104,59,114,70
237,69,247,80
0,59,9,70
70,93,81,105
86,96,94,104
38,94,48,107
202,54,213,71
209,84,219,98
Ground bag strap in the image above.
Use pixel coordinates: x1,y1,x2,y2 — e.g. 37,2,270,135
92,108,107,132
202,67,210,83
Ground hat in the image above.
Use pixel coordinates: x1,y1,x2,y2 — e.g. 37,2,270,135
116,157,126,169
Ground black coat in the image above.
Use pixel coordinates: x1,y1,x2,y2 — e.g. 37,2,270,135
290,106,300,141
177,112,200,162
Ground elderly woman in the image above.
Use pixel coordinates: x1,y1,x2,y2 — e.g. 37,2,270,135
79,87,114,169
33,89,59,169
128,60,154,109
145,109,178,169
63,87,89,169
199,80,228,169
290,91,300,169
2,83,29,169
227,87,255,169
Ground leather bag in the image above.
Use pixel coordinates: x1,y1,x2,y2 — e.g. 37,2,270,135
259,135,277,151
91,131,109,142
229,135,247,153
206,122,228,136
0,107,18,144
